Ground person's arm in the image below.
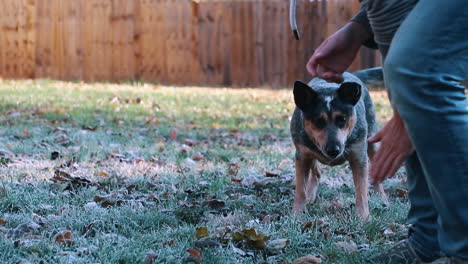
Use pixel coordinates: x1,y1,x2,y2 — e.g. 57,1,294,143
350,8,379,49
306,20,372,83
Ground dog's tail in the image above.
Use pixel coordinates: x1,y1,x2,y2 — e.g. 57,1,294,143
354,67,468,90
289,0,300,40
352,67,385,90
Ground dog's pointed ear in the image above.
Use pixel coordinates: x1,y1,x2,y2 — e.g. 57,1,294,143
294,81,317,111
338,82,361,105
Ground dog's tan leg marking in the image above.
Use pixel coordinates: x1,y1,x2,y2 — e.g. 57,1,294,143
305,161,320,204
292,156,313,213
349,143,370,220
350,160,370,220
368,140,389,204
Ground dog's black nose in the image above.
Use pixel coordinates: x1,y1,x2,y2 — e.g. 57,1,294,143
326,145,341,158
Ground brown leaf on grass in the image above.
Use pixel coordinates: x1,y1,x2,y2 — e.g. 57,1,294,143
228,163,240,176
194,238,221,249
335,241,358,253
267,238,290,250
302,221,313,233
55,230,74,246
202,199,226,211
51,151,61,160
195,227,209,239
6,222,41,239
93,194,123,208
264,169,280,177
54,134,71,145
0,218,6,225
144,250,158,264
184,139,197,146
293,255,322,264
21,129,31,138
180,145,191,154
82,125,98,131
169,128,178,140
230,178,242,183
51,170,94,191
233,228,270,249
395,188,408,197
186,248,202,264
191,152,204,161
331,199,344,209
81,221,97,237
163,240,175,247
98,171,108,177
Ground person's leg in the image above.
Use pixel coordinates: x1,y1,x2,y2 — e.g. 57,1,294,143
384,0,468,259
405,152,442,260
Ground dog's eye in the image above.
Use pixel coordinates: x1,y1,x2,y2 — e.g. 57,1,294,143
315,118,327,129
335,116,347,127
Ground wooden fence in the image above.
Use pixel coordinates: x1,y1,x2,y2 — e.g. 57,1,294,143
0,0,381,88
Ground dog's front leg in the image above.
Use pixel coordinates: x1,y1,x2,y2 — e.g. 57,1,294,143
349,144,370,220
292,154,313,213
305,160,320,204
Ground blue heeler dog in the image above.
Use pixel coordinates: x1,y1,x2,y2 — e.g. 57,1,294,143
290,70,388,220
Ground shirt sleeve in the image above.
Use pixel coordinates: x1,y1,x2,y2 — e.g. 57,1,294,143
351,8,379,49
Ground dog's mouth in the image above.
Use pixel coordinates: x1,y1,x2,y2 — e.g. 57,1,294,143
321,149,344,161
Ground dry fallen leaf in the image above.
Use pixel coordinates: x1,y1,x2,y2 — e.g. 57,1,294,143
55,230,74,246
98,171,108,177
335,241,358,253
186,248,202,264
195,227,209,239
169,128,178,140
228,163,240,176
293,255,322,264
267,238,290,250
302,221,313,233
264,169,280,177
395,188,408,197
191,152,204,161
144,250,158,264
6,222,41,239
232,228,270,249
0,219,6,225
194,238,220,249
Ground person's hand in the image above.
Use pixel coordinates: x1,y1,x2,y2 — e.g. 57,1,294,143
368,110,414,185
307,22,371,83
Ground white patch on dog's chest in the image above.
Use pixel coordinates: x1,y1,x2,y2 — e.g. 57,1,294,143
324,96,333,111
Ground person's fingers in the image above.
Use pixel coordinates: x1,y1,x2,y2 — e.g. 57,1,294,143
368,129,384,143
371,153,391,185
328,72,344,83
316,64,328,79
370,145,392,184
385,155,404,180
306,57,318,76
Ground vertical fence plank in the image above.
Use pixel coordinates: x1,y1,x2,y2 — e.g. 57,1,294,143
139,0,167,82
111,0,135,81
253,1,265,86
198,1,232,86
1,0,20,77
62,0,83,80
83,0,113,81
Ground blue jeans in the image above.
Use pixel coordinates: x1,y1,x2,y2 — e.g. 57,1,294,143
383,0,468,260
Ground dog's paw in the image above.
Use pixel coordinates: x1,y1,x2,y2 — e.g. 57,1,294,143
291,203,306,215
356,208,370,221
305,193,317,204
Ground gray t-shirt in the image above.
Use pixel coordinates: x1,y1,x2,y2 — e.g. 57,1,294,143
353,0,419,51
